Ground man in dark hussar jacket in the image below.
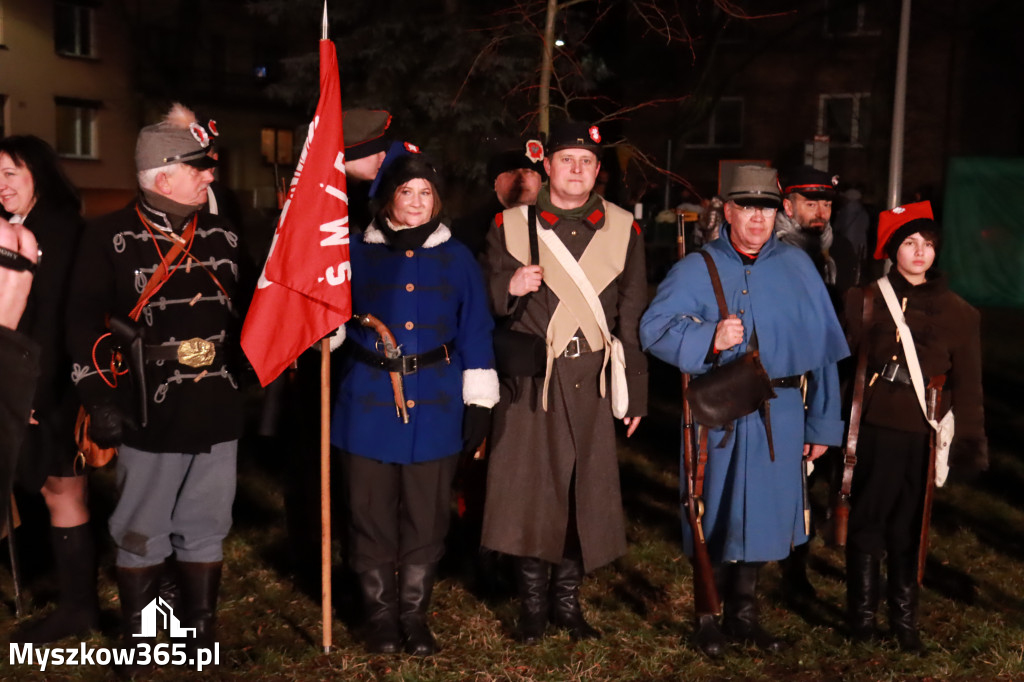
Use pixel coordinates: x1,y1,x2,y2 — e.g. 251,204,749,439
66,103,245,670
481,122,648,643
0,217,40,526
451,137,545,257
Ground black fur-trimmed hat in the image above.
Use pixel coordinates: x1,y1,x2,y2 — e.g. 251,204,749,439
375,154,442,204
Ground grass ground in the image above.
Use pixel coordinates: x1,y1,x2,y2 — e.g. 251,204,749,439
1,308,1022,681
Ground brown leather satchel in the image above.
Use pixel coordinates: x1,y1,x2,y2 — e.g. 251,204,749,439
73,406,116,471
685,251,775,428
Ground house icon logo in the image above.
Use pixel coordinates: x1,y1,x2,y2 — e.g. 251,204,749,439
133,597,196,638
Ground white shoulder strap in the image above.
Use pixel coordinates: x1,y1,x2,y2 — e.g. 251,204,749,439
876,277,933,428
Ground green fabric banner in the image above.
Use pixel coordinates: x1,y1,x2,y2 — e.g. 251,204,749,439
942,158,1024,307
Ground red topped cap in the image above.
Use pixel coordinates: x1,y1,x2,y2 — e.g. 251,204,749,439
875,201,934,260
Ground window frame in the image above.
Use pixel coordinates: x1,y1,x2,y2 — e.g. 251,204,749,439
687,96,744,149
55,96,101,159
54,0,97,59
817,92,871,148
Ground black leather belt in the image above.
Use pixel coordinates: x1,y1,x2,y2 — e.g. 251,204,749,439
873,362,914,386
347,338,454,375
770,375,803,389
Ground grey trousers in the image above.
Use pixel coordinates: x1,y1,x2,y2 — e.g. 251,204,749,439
109,440,237,568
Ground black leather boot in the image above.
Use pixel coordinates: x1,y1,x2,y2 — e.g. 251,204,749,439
115,563,164,678
846,548,880,642
357,565,401,654
722,562,784,652
549,556,601,640
398,563,438,656
887,551,924,653
780,541,817,605
177,561,222,660
694,613,726,658
11,524,99,643
515,557,550,644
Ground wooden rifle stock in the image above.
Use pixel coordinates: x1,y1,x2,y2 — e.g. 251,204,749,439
834,286,875,547
917,376,946,584
676,214,720,616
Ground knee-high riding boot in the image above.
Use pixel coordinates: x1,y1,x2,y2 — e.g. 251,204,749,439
722,562,784,652
846,548,880,641
399,563,438,656
115,563,164,678
515,557,550,644
549,555,600,640
11,524,99,643
887,551,924,653
357,565,401,654
177,561,222,658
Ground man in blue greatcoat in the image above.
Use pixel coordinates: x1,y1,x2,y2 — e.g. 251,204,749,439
640,165,848,656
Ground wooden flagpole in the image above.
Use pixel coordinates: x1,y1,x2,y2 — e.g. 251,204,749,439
319,0,333,655
320,337,332,653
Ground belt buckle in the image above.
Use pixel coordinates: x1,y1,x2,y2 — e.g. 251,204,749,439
563,336,582,358
880,362,900,382
401,354,418,375
177,337,215,368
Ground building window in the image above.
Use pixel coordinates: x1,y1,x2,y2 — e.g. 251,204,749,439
825,1,881,37
689,97,744,148
261,127,294,165
818,93,870,147
55,97,100,158
54,1,96,57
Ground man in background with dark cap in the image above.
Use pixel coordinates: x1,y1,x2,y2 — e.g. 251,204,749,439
776,164,859,302
342,108,391,231
66,103,245,670
775,165,861,604
641,165,848,657
481,122,647,644
452,138,545,256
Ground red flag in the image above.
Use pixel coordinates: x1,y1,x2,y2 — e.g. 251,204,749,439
241,40,352,386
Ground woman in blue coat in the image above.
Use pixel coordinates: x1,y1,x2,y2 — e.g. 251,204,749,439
330,154,498,656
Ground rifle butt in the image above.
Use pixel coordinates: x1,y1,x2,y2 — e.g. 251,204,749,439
832,499,850,548
689,527,720,616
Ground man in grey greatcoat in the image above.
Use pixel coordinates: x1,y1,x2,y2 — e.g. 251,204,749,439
480,122,647,643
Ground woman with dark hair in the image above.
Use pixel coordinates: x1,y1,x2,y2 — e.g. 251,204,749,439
0,135,96,643
330,153,498,656
842,201,987,652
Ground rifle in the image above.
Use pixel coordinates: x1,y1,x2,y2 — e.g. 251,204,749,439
917,376,946,584
677,213,720,616
833,286,875,547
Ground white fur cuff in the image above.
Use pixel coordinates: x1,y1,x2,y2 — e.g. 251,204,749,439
463,368,500,408
328,324,346,352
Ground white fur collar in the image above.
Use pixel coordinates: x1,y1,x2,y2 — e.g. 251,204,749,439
363,221,451,249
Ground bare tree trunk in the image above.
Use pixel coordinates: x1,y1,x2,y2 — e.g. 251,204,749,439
538,0,558,138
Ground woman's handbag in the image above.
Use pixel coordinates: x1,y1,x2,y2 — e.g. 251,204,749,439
493,205,547,377
685,251,776,428
73,406,116,471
